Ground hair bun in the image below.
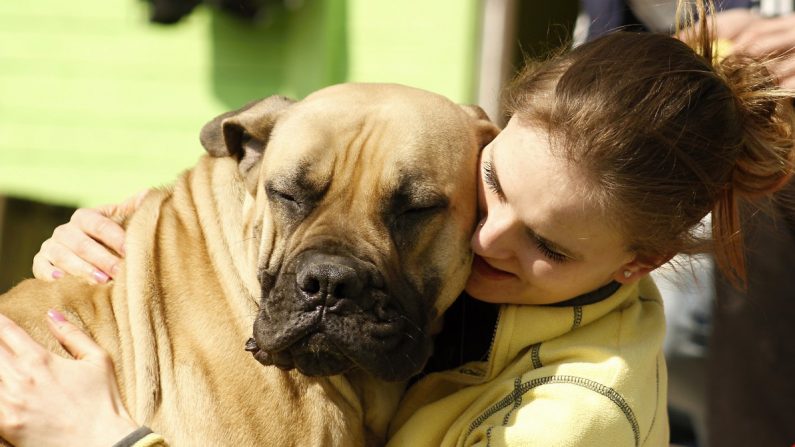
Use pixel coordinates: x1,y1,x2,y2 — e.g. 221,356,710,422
716,54,795,197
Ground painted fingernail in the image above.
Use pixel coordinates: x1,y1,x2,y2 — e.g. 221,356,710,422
92,270,110,283
52,270,64,279
47,309,66,322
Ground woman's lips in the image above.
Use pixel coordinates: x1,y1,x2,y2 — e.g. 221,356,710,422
472,255,515,280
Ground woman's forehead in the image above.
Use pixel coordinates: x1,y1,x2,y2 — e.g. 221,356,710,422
493,120,627,257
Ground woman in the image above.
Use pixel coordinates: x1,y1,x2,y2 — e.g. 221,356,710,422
3,1,793,445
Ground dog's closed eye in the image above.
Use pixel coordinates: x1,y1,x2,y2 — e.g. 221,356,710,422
400,201,447,217
266,183,308,217
389,194,449,239
269,187,298,204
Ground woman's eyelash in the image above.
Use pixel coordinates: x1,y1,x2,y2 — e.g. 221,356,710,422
535,239,568,263
482,161,502,196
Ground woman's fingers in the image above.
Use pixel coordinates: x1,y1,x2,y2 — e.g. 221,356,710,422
69,208,127,259
45,310,108,366
34,236,113,283
0,314,47,360
88,190,148,257
31,251,64,281
30,190,149,283
54,222,120,280
47,210,124,280
0,337,24,384
0,315,48,393
0,312,139,447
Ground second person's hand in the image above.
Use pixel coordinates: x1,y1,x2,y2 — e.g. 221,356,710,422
708,10,795,88
730,13,795,88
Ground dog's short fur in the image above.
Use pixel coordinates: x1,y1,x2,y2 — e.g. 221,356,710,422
0,83,497,446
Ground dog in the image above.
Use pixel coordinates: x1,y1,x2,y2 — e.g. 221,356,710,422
0,83,498,446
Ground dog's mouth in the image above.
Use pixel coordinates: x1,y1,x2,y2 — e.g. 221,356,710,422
245,333,354,377
246,249,435,381
246,303,425,380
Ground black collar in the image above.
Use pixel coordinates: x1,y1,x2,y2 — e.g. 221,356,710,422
545,281,622,307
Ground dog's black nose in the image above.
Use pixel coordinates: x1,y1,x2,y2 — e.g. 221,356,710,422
296,254,365,309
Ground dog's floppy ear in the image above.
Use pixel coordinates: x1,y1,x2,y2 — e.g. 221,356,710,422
200,95,296,190
459,104,500,150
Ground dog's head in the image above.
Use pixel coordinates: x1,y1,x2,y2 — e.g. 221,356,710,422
200,83,498,381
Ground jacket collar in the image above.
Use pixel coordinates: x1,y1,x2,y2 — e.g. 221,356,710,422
545,281,622,307
483,277,657,380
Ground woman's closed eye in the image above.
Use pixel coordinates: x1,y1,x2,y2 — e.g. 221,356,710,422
526,229,571,264
534,238,568,263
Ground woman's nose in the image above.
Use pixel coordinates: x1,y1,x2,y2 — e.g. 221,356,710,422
472,212,513,259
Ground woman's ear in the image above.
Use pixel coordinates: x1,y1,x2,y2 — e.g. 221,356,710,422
613,253,672,284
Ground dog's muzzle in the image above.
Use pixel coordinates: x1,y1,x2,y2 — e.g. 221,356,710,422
247,249,432,381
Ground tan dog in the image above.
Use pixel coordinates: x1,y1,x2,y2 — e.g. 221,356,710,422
0,83,498,446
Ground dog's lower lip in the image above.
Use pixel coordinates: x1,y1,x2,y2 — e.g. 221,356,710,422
252,348,295,371
472,255,515,280
244,337,259,352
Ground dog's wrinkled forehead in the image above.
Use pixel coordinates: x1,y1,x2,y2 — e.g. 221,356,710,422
260,85,474,198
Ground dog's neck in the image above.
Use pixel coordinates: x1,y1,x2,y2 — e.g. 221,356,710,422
342,370,408,444
194,156,262,306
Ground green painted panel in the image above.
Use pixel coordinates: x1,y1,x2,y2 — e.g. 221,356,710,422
347,0,480,103
0,0,479,207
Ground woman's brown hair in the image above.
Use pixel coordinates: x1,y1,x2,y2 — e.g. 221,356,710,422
503,0,795,287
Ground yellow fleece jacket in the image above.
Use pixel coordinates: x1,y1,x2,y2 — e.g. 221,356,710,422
387,277,668,447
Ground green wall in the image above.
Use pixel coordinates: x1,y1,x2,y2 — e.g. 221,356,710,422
0,0,480,207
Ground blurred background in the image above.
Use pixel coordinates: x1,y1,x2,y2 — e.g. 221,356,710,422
0,0,577,291
3,1,794,446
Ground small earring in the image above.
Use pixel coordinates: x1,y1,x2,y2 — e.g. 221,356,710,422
623,270,632,279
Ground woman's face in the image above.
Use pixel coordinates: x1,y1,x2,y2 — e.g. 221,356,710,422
465,117,643,305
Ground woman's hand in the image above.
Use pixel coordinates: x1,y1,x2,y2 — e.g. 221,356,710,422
32,191,147,283
0,311,137,447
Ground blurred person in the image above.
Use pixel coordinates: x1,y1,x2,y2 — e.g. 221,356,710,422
578,0,795,91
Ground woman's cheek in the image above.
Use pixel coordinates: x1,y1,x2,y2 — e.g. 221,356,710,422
528,259,555,278
519,249,553,279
